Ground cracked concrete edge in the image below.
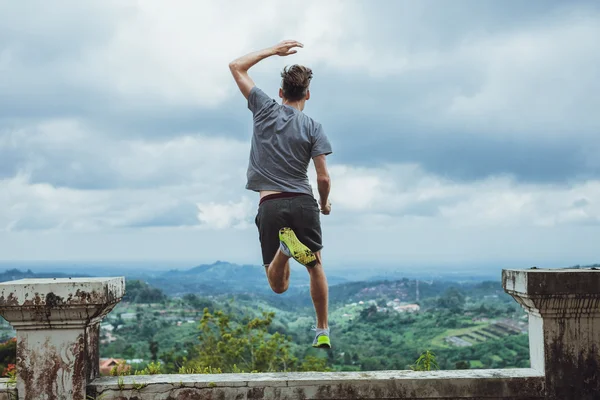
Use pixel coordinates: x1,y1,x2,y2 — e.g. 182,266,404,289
88,369,545,399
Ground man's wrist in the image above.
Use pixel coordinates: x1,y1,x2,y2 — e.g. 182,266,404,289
263,47,277,57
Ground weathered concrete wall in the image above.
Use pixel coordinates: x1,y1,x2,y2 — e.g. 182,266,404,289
503,268,600,400
88,369,544,400
0,277,125,400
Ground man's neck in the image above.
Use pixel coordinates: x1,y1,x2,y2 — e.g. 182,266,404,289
282,99,305,111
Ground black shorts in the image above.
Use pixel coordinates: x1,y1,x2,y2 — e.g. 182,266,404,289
255,194,323,265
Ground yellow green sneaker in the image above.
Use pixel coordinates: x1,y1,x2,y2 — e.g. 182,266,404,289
279,227,317,267
312,326,331,349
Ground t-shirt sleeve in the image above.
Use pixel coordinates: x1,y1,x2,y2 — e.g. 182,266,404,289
311,123,333,158
247,86,275,116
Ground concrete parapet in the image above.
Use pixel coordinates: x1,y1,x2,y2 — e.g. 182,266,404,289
0,277,125,400
503,268,600,400
88,369,544,399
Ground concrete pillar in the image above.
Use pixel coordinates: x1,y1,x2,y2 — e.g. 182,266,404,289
0,277,125,400
503,268,600,400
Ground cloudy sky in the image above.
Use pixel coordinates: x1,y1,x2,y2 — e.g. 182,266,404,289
1,0,599,269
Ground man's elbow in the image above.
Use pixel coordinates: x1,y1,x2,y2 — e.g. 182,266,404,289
228,60,240,73
317,176,331,187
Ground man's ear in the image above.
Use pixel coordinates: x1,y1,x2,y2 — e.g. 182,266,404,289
306,89,311,101
279,88,284,99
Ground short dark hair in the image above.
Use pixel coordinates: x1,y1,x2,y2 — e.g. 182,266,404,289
281,65,313,101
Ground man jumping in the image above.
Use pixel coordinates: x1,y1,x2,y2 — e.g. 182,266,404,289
229,40,333,348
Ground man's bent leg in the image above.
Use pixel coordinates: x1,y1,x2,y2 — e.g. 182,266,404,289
306,251,328,329
265,248,291,294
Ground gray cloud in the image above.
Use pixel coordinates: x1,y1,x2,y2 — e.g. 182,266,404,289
1,0,600,264
0,120,250,191
126,202,200,228
322,118,594,183
1,0,598,186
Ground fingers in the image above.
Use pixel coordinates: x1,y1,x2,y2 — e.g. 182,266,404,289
282,40,304,48
276,40,303,57
320,205,331,215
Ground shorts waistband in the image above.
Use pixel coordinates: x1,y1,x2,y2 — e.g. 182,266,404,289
259,192,309,206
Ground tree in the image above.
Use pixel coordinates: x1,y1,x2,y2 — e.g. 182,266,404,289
410,350,438,371
111,315,124,332
437,287,466,313
123,280,167,304
182,308,323,373
343,352,352,365
182,294,212,312
325,347,337,367
0,338,16,374
359,305,378,320
149,340,160,362
299,356,330,372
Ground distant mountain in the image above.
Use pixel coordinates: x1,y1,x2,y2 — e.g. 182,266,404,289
0,268,91,283
0,261,353,297
146,261,349,297
163,260,262,280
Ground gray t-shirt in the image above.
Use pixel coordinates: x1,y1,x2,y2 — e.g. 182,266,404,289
246,86,332,196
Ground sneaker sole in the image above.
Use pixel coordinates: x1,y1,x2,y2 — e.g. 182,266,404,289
312,336,331,349
279,228,317,267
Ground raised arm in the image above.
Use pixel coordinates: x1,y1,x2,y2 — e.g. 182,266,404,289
229,40,304,99
313,155,332,215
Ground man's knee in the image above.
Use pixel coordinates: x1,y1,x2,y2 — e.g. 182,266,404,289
265,267,289,294
270,281,289,294
306,262,323,274
306,251,323,272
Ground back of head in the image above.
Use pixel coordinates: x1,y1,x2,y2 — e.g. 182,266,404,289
281,65,313,102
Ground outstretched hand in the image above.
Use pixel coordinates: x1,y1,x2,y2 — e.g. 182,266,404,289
271,40,303,56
